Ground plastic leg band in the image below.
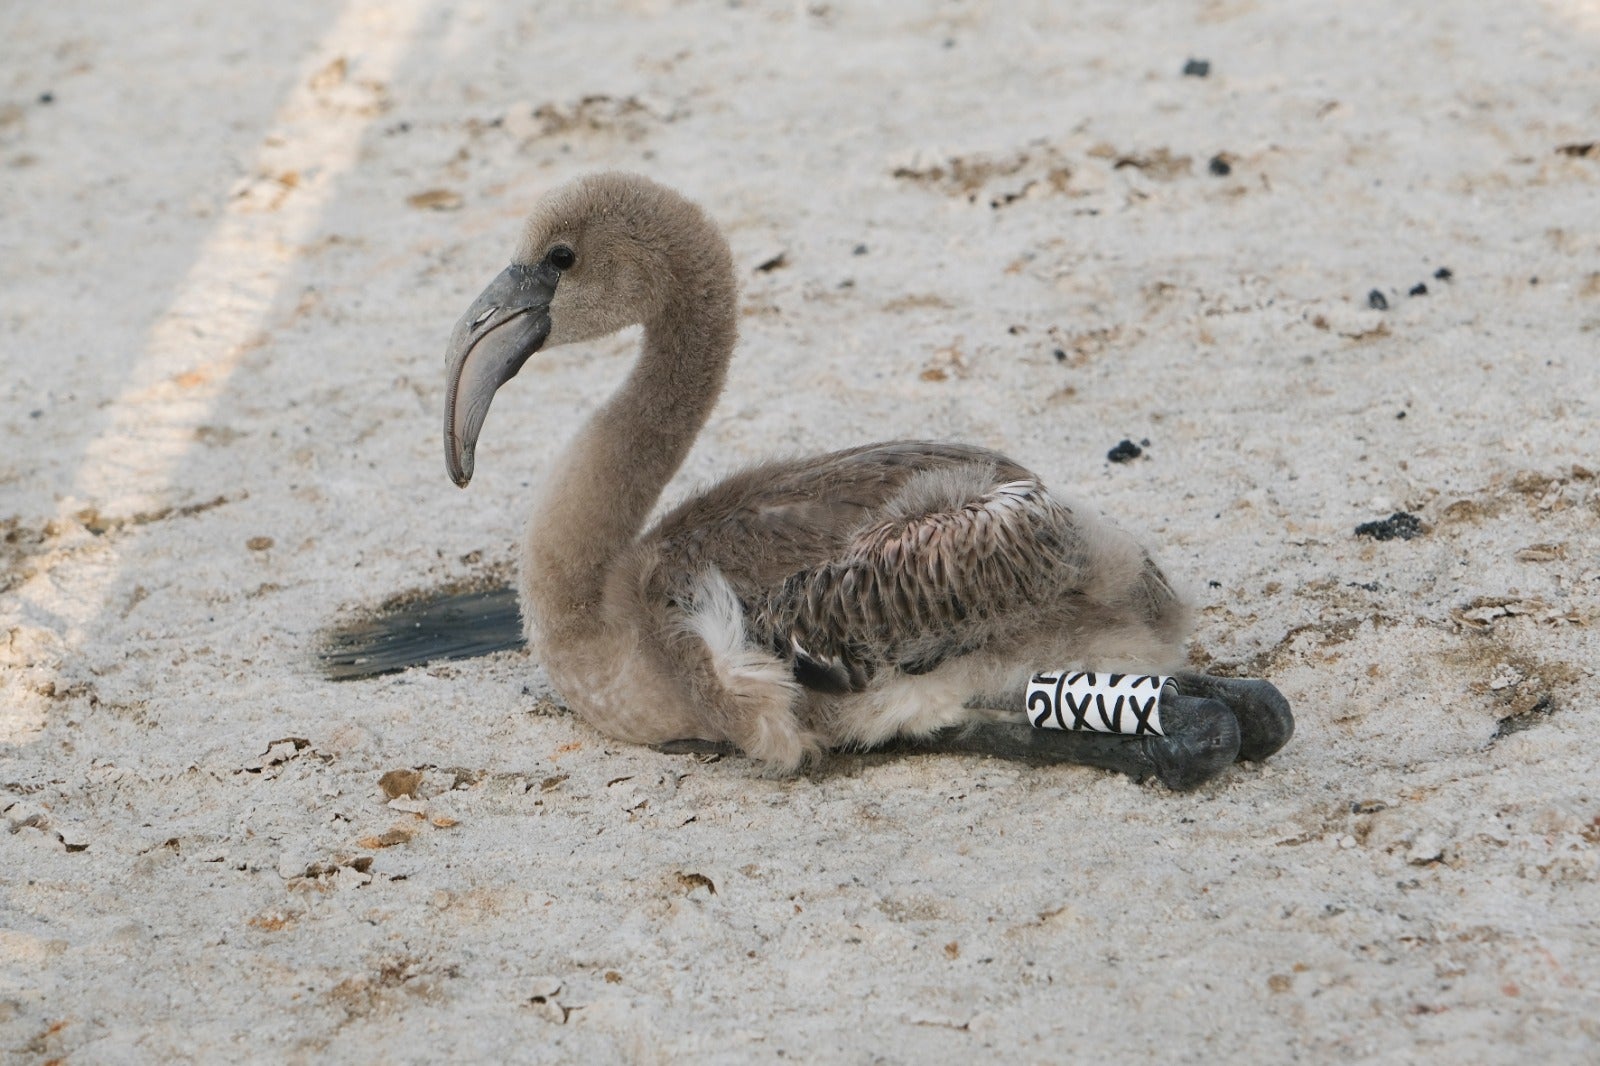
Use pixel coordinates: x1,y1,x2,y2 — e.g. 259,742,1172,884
1025,672,1171,736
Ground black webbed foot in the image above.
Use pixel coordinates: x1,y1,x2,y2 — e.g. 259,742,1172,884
1172,673,1294,762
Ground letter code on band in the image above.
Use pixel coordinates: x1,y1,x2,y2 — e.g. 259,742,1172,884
1025,672,1171,736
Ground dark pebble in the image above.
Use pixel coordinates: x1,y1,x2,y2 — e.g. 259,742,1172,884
1492,695,1556,740
1433,267,1453,281
1354,511,1422,541
1207,580,1222,589
1052,348,1067,362
852,244,868,256
1367,289,1389,311
1183,58,1211,77
1408,283,1427,296
1107,439,1143,463
38,91,54,104
1207,155,1232,176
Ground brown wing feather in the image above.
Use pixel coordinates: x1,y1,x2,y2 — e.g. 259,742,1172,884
641,441,1075,691
748,477,1082,687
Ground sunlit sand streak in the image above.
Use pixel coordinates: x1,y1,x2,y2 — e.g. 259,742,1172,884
0,1,430,743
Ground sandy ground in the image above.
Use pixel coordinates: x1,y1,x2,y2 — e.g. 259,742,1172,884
4,0,1600,1061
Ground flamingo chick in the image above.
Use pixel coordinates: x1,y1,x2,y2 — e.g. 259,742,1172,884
443,172,1292,789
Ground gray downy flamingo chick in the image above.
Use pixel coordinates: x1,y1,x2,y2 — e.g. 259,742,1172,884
443,172,1292,789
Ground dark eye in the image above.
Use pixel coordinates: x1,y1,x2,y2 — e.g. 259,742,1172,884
548,245,576,271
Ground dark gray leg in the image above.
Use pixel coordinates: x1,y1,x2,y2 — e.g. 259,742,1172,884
654,694,1242,790
894,694,1241,791
1171,673,1294,762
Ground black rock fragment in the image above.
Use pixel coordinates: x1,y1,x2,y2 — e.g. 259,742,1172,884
1367,289,1389,310
1433,267,1453,281
1354,512,1422,541
1107,439,1143,463
1493,695,1556,741
1207,155,1231,176
1408,283,1427,296
1183,58,1211,77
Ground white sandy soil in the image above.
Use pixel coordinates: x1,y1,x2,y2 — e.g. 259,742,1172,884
3,1,1599,1061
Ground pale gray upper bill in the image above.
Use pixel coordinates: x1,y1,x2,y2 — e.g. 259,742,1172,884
442,262,558,487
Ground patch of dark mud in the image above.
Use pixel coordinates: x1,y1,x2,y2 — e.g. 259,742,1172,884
891,141,1074,207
